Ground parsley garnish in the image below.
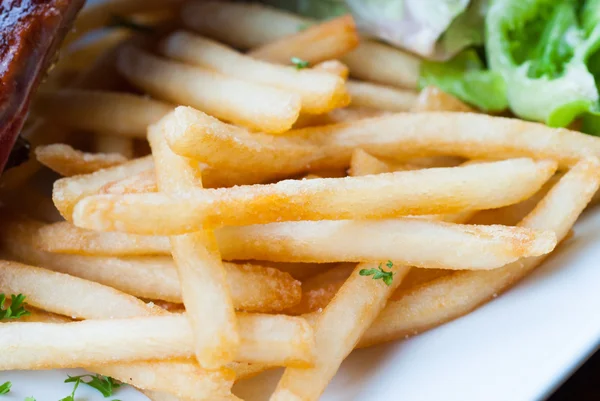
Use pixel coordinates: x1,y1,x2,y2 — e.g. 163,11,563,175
291,57,310,70
0,294,30,320
59,376,80,401
108,15,154,33
65,374,122,397
359,261,395,286
0,381,11,394
24,397,36,401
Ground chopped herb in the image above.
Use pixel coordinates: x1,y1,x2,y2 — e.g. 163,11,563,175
108,14,154,33
0,381,11,394
24,397,36,401
59,376,80,401
291,57,310,69
359,261,395,286
65,374,122,397
0,294,30,320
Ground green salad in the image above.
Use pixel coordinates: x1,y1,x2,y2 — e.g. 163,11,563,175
264,0,600,134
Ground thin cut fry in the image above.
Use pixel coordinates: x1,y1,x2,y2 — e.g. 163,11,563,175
35,144,127,176
271,262,411,401
285,264,355,315
52,155,153,219
247,15,359,65
0,218,301,311
117,46,301,134
149,117,238,369
357,158,600,347
412,86,475,112
180,1,307,49
72,158,557,234
100,169,158,195
161,31,349,114
347,81,418,112
313,60,349,79
348,149,397,176
33,90,173,138
0,313,314,369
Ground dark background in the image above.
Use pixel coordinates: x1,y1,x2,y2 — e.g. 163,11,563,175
548,350,600,400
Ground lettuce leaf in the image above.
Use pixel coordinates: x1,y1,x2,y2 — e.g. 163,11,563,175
419,50,508,111
486,0,600,127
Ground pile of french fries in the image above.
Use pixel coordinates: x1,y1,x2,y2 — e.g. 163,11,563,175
2,1,600,400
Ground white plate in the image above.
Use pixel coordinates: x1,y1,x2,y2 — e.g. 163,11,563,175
3,207,600,401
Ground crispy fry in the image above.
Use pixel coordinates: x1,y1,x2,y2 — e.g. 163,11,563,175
0,313,314,369
149,117,238,368
100,169,158,195
35,144,127,176
248,15,359,65
161,31,349,114
285,264,354,315
72,158,557,234
412,86,476,112
53,155,153,219
313,60,349,79
117,46,301,134
356,158,600,348
272,262,411,401
0,218,301,311
180,1,306,49
348,149,397,176
33,90,173,138
347,81,418,112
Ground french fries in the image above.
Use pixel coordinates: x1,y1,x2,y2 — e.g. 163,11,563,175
117,46,301,134
0,218,301,311
160,31,350,114
148,117,239,368
35,144,127,176
32,90,173,138
72,158,557,234
248,15,360,65
0,313,314,369
357,158,600,347
271,262,411,401
180,1,305,49
347,81,418,112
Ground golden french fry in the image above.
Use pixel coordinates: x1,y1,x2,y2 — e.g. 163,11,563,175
272,262,411,401
0,313,314,369
397,269,452,292
285,264,355,315
60,29,132,72
348,149,397,176
142,389,239,401
100,169,158,195
163,107,320,176
356,158,600,348
35,144,128,176
161,31,349,114
52,155,153,219
180,1,306,50
347,81,418,112
412,86,476,112
0,260,165,319
149,117,239,369
72,158,557,234
117,46,301,134
256,262,328,281
248,15,359,65
0,218,301,310
33,90,173,138
215,219,557,269
313,60,349,79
